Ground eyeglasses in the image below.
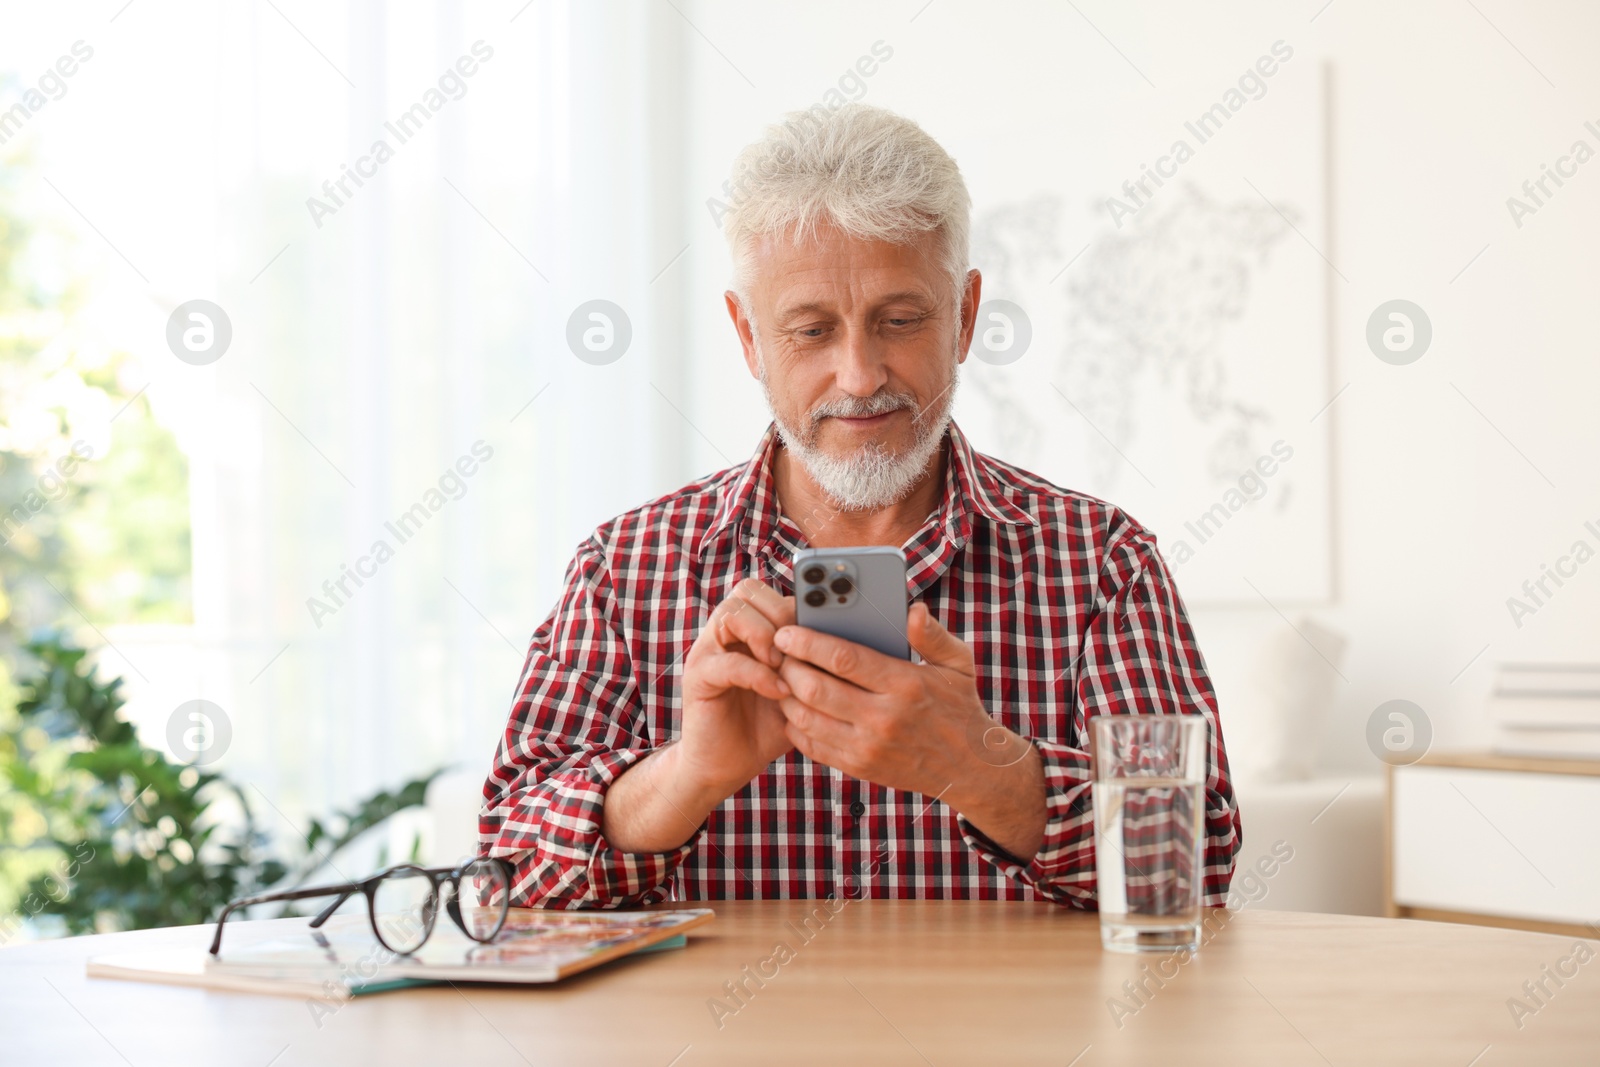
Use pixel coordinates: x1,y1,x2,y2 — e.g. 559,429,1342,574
208,857,514,957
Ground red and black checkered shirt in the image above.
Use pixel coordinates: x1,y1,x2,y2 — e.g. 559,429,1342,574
481,421,1241,907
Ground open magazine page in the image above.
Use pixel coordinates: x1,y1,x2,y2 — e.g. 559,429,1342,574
87,908,715,998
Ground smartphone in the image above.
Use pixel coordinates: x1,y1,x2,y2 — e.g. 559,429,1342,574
792,546,910,661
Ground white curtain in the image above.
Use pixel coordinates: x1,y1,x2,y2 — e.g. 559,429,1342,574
85,0,691,839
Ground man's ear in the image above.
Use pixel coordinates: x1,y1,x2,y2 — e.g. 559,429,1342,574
726,290,762,379
956,268,982,365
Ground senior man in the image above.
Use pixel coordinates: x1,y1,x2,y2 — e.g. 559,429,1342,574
481,103,1240,908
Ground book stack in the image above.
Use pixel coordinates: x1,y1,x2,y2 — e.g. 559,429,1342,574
1488,663,1600,761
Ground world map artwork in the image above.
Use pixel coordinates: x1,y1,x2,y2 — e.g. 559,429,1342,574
962,180,1332,604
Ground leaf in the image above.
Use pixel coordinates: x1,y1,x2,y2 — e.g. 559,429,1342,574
282,767,450,886
4,632,455,932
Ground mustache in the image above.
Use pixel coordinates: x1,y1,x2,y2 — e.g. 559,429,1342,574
808,390,920,424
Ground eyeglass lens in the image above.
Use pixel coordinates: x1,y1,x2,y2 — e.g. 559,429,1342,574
454,858,511,942
372,867,437,953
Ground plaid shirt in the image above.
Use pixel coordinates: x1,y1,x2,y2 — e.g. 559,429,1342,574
481,421,1241,908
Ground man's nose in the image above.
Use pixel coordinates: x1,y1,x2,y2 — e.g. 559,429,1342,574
833,324,889,397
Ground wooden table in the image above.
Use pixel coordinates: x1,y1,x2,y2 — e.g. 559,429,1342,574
3,901,1596,1065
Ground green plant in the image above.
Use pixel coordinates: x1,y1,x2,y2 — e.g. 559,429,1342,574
0,632,445,938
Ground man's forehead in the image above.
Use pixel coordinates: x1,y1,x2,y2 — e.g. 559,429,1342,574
750,227,946,317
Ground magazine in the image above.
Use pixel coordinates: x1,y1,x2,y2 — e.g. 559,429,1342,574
87,907,715,999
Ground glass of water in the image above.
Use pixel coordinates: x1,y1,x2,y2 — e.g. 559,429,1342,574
1091,714,1209,953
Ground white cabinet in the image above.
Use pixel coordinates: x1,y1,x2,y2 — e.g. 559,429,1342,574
1388,752,1600,934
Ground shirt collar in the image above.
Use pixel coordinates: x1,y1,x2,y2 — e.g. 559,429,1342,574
694,419,1037,564
941,418,1040,531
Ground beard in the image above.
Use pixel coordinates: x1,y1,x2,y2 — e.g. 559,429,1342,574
757,341,961,512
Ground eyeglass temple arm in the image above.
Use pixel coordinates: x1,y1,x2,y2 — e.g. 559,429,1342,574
208,881,367,956
308,890,357,929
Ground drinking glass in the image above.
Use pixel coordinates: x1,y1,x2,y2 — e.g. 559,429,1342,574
1091,714,1209,953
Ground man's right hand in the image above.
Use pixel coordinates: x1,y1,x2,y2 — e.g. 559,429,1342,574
676,578,796,801
601,578,795,854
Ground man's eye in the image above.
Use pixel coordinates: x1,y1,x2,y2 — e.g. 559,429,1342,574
885,317,920,328
798,327,827,338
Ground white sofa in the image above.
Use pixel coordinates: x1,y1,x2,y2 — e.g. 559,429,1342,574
1231,776,1385,915
424,767,489,868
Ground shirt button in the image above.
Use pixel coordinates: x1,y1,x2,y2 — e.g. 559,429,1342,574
849,801,866,817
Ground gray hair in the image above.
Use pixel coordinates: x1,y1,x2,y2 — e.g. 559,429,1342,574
722,103,972,319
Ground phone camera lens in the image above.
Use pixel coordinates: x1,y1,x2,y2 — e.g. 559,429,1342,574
829,576,853,595
804,588,827,608
802,565,826,585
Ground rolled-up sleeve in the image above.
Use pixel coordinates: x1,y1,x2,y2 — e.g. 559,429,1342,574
479,539,698,908
956,525,1242,907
